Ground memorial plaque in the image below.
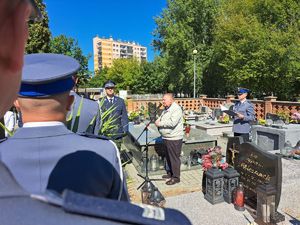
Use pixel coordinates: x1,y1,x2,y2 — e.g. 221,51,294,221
236,143,282,209
226,136,244,167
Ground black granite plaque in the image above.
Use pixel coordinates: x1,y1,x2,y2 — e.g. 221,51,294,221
235,143,282,209
226,137,244,167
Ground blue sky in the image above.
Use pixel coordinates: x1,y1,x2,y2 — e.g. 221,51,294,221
44,0,167,72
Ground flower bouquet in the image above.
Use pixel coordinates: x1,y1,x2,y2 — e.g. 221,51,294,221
202,146,228,171
290,112,300,124
218,114,230,124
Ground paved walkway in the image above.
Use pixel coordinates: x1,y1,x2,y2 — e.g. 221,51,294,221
123,136,300,225
125,162,298,225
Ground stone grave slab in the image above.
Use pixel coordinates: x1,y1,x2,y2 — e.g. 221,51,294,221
235,142,282,209
188,120,233,136
252,124,300,151
125,122,217,175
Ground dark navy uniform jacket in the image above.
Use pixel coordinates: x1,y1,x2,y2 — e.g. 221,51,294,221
0,123,128,201
68,91,100,134
101,96,129,139
233,100,255,134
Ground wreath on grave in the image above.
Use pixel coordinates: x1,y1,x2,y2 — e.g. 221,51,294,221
202,146,228,171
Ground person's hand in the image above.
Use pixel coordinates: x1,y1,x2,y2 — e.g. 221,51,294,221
236,113,244,119
0,0,31,74
155,119,160,127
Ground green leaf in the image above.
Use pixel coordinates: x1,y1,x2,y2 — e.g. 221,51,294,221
71,96,84,133
0,122,13,137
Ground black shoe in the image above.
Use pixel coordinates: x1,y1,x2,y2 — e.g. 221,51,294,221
162,173,171,179
166,178,180,185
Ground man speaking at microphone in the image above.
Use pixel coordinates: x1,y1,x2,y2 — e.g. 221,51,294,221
155,93,184,185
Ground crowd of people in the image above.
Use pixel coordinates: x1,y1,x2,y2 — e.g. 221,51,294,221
0,1,191,224
0,1,257,224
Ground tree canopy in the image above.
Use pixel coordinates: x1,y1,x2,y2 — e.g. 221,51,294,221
205,0,300,99
50,35,91,86
25,0,51,53
86,58,167,94
153,0,219,96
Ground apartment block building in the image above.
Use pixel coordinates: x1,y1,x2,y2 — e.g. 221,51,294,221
93,36,147,71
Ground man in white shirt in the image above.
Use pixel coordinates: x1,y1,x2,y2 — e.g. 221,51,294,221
155,93,184,185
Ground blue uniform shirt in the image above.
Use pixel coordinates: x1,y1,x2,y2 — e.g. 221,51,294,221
232,100,255,134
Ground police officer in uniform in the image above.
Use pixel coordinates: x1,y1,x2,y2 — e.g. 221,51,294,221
101,80,129,140
68,89,100,134
0,160,191,225
0,53,128,201
232,87,255,142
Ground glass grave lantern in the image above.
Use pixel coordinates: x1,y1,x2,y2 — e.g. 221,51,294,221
233,183,245,211
141,181,154,204
204,167,224,204
150,154,158,172
223,167,240,204
256,183,276,224
149,187,166,208
140,157,150,173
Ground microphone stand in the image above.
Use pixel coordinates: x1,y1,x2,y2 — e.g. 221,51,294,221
135,120,163,191
136,121,153,190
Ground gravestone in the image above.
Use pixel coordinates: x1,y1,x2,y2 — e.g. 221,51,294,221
188,120,233,136
213,109,222,120
148,102,159,123
226,136,244,167
266,113,281,122
200,106,209,114
125,122,217,175
252,124,300,151
235,143,282,209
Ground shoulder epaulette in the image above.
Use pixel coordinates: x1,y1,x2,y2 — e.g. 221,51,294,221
77,132,110,140
0,138,7,144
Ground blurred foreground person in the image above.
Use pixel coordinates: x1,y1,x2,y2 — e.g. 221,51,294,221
0,1,191,225
0,159,191,225
0,53,128,201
